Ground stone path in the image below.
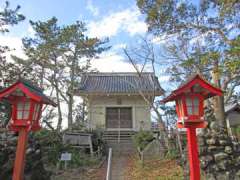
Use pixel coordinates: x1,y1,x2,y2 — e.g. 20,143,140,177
112,154,129,180
110,149,133,180
104,131,136,180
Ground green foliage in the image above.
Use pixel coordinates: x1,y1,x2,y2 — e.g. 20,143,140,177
233,126,240,134
67,150,99,168
57,148,100,169
232,125,240,139
91,129,106,153
0,1,25,33
137,0,239,37
133,130,154,151
0,1,25,126
34,129,103,168
137,0,240,103
18,17,110,130
165,148,179,160
0,1,25,85
34,129,66,165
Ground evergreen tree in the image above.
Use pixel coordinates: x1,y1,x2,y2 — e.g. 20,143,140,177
0,1,25,127
18,17,109,131
137,0,240,127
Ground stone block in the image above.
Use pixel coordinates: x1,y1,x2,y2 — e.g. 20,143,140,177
208,146,218,152
207,138,217,145
225,146,233,154
219,139,228,145
214,152,228,162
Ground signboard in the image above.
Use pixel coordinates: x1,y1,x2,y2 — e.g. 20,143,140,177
60,153,72,161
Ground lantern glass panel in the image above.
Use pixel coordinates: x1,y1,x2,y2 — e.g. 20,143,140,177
16,101,30,120
186,97,193,115
17,111,23,119
193,97,199,115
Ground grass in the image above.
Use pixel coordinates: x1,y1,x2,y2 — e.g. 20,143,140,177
125,156,184,180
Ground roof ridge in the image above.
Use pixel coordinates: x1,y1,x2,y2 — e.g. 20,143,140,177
82,72,155,76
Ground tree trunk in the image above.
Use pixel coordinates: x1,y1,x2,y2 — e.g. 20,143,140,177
52,58,63,132
67,56,77,131
212,61,226,128
55,80,63,132
40,66,45,89
67,94,73,131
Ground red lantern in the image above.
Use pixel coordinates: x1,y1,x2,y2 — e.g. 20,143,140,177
0,79,56,180
163,74,222,129
162,74,223,180
0,79,56,132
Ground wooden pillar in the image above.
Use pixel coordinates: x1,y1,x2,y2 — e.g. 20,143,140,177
12,128,28,180
187,127,200,180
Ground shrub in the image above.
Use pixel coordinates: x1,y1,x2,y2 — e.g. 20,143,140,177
33,129,68,165
165,148,179,159
132,130,154,151
60,149,99,168
90,129,107,155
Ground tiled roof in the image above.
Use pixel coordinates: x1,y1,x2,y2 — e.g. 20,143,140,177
225,103,240,114
76,72,164,95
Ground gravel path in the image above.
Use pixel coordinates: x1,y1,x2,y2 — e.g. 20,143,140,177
111,151,132,180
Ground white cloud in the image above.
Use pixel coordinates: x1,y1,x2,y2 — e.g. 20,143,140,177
189,33,208,46
87,7,147,38
27,25,35,37
92,51,136,72
0,35,26,61
157,75,170,83
112,43,127,51
86,0,99,16
151,33,177,45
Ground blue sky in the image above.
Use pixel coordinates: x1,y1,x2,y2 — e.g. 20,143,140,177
0,1,170,84
2,1,238,127
0,0,171,90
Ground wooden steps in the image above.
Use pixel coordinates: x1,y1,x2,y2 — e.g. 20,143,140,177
103,131,136,154
103,131,135,141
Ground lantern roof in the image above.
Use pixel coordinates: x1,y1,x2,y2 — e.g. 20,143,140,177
0,79,57,106
162,74,223,102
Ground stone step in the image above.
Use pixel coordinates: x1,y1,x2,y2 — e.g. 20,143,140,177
103,131,135,141
104,131,136,156
103,134,133,137
103,137,133,141
105,142,133,146
106,141,136,154
103,131,135,135
103,137,133,140
104,139,133,142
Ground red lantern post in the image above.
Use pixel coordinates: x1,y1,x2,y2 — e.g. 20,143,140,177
162,74,222,180
0,79,56,180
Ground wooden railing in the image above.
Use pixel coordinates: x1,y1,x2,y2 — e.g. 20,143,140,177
106,148,112,180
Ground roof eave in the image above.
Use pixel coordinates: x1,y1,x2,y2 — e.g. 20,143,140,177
75,91,164,97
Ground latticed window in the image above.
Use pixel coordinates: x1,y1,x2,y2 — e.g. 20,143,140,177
17,101,31,120
186,96,199,116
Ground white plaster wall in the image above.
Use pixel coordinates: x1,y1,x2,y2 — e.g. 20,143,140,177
87,95,151,131
135,106,151,130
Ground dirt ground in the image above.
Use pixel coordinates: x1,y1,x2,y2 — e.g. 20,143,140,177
51,161,107,180
125,156,184,180
51,156,183,180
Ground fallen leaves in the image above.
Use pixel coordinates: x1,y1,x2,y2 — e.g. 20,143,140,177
125,156,184,180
